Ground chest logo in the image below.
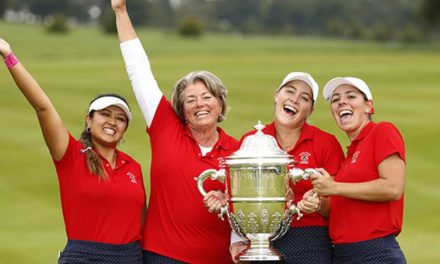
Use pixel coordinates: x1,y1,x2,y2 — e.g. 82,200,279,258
298,152,311,164
126,172,137,184
351,151,360,164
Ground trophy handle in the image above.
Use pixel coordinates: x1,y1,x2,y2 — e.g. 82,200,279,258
288,168,320,183
195,168,226,196
194,169,228,220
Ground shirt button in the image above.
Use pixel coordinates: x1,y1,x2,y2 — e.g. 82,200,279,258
106,164,109,167
122,161,126,164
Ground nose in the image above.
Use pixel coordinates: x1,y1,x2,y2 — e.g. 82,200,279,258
195,96,204,107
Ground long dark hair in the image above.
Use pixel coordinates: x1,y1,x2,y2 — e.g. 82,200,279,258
79,93,130,180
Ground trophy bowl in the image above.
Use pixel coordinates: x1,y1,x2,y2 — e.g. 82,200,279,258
196,122,311,261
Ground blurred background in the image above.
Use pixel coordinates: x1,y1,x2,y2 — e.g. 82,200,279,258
0,0,439,263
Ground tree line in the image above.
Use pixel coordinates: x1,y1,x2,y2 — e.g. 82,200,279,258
2,0,439,42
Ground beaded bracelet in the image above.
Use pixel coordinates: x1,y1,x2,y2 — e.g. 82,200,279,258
4,52,19,69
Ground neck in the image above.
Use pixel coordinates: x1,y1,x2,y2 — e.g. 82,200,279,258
189,126,219,147
348,120,371,141
94,144,117,168
275,121,302,151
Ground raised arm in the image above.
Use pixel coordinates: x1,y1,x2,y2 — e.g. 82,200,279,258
112,0,137,42
0,38,68,161
112,0,162,127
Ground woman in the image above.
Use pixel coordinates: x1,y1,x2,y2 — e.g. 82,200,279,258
0,38,145,263
206,72,344,263
112,0,239,263
311,76,406,263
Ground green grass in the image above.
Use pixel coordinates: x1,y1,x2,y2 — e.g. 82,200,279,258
0,22,439,263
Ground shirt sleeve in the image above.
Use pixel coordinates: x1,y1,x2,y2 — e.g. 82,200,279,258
120,38,163,127
373,122,406,164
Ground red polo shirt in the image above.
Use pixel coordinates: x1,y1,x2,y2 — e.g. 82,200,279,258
330,122,406,243
240,122,344,227
54,134,145,244
143,97,239,263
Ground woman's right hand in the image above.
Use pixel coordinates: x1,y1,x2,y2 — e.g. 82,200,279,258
0,38,12,57
203,190,227,213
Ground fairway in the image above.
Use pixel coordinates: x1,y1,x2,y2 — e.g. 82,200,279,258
0,22,439,263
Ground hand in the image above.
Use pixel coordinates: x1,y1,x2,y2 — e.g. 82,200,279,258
0,38,12,57
297,189,320,213
311,168,336,196
111,0,126,13
203,190,227,213
230,241,247,263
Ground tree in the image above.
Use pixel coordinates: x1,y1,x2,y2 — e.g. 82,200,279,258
420,0,440,27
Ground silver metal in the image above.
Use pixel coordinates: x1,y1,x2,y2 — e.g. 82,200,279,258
195,121,315,261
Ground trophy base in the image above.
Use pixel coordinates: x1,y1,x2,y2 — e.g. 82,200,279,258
237,247,283,261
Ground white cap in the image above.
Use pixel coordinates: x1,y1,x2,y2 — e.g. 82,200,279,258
278,72,319,103
323,77,373,101
88,96,132,121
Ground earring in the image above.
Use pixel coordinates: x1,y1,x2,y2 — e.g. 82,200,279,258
119,137,126,144
86,127,91,133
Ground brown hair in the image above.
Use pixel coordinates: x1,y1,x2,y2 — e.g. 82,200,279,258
170,71,228,123
79,93,130,180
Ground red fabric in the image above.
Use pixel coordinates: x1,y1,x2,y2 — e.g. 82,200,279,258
240,122,344,227
330,122,406,243
143,97,239,263
54,134,145,244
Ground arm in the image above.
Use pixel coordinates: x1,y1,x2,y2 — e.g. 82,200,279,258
312,154,405,202
0,38,68,161
112,0,162,127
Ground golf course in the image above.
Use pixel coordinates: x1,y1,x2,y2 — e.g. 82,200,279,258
0,22,439,263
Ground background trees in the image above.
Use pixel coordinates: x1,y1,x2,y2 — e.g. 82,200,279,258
2,0,439,42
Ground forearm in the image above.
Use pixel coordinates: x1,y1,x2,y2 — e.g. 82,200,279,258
334,179,403,202
114,7,137,43
120,39,162,127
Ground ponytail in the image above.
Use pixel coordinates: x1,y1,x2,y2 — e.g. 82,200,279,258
79,127,108,180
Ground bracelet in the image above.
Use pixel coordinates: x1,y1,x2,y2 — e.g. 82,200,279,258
4,52,19,69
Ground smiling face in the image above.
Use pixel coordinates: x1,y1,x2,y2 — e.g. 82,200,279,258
183,80,222,131
87,105,128,148
330,84,373,140
274,80,314,129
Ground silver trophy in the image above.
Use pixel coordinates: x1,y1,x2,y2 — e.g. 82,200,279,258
195,122,315,261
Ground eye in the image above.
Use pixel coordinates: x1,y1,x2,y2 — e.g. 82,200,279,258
301,96,310,102
331,97,339,103
186,98,195,104
100,111,111,117
117,116,127,122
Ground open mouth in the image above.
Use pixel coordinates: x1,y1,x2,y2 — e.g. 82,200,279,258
103,127,116,135
339,109,353,121
195,111,209,117
283,105,298,116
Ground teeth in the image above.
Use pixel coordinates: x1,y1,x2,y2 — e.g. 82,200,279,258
339,110,352,117
196,111,208,117
103,128,116,135
284,105,297,114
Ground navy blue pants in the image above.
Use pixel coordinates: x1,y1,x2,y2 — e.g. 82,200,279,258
258,226,333,264
143,250,187,263
58,240,143,264
333,235,406,264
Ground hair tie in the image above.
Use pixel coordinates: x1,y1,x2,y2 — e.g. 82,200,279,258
80,146,93,153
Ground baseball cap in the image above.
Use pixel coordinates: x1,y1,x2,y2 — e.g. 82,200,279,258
323,77,373,102
88,96,132,121
278,72,319,103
